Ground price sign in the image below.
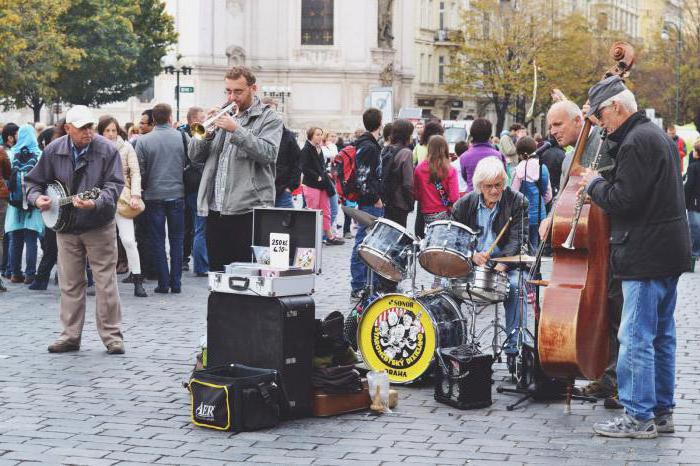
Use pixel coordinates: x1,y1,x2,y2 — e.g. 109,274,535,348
269,233,290,268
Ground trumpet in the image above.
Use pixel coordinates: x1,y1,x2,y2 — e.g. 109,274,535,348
190,101,237,140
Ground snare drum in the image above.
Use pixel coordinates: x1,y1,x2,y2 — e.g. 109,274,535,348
357,292,468,383
418,220,477,278
358,218,417,281
465,266,510,303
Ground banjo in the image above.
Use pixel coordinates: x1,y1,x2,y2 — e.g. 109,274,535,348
41,181,101,232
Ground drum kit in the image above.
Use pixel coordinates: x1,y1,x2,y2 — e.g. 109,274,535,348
346,208,539,385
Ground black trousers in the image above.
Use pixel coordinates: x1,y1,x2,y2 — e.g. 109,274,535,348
183,200,194,264
36,228,58,280
206,211,254,272
134,212,155,277
384,205,410,229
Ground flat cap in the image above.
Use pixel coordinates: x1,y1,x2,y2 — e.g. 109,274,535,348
587,76,628,117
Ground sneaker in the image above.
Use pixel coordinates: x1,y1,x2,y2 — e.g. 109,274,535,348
593,413,658,439
106,341,125,355
655,412,675,433
48,339,80,353
325,237,345,246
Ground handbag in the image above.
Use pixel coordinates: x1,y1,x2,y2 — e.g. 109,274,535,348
117,186,145,219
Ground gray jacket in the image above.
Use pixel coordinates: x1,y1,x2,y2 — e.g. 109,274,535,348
136,124,188,201
189,97,283,216
25,135,124,234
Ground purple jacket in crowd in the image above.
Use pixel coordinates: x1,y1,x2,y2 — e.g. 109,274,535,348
459,142,507,192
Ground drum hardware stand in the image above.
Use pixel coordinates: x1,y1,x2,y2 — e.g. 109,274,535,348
465,299,507,363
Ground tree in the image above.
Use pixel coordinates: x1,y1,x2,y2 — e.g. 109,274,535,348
54,0,177,106
0,0,82,122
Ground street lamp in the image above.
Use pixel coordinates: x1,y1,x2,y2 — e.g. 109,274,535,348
261,86,292,114
162,55,193,122
661,21,682,125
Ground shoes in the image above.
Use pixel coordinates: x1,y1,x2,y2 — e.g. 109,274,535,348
171,287,181,294
24,275,35,285
106,341,125,355
604,396,624,410
195,272,208,277
593,413,657,439
122,273,135,284
133,274,147,298
48,339,80,353
154,287,169,294
28,278,49,290
182,263,190,271
0,278,6,292
350,289,363,300
1,270,10,279
343,232,354,239
10,274,25,283
86,285,96,296
655,412,674,433
506,353,517,375
580,380,614,399
325,237,345,246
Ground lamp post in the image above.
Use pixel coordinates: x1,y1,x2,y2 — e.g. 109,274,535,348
261,86,292,114
661,21,682,125
162,55,193,122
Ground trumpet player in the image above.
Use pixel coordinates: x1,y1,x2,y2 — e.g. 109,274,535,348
189,66,283,271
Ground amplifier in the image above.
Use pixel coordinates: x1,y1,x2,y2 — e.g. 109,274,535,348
207,292,315,418
434,345,493,410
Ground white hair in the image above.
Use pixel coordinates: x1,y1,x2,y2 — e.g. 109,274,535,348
548,100,582,121
600,89,638,113
473,156,507,192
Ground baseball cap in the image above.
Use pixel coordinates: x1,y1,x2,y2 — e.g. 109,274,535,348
65,105,97,128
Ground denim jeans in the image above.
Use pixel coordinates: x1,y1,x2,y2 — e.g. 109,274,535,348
528,223,540,254
275,190,294,208
503,268,530,354
688,210,700,258
350,205,384,291
147,198,185,290
617,277,678,421
11,229,38,277
329,193,339,229
185,193,208,274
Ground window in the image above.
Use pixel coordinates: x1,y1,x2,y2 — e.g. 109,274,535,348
438,56,445,84
439,1,445,30
420,53,426,82
301,0,334,45
428,54,433,81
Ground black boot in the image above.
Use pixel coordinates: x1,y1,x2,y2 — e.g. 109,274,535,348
0,277,7,292
133,274,147,297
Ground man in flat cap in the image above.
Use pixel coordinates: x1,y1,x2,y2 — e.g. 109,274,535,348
25,105,126,355
579,76,691,438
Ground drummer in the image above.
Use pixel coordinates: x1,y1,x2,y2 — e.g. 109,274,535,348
451,156,530,373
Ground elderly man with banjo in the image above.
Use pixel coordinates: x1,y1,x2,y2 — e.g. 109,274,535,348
451,156,530,373
25,105,126,355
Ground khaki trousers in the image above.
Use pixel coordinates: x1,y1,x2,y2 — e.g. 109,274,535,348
56,221,123,346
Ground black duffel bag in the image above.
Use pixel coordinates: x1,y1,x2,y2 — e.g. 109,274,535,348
187,364,282,432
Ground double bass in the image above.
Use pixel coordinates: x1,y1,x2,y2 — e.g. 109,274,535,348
538,42,635,381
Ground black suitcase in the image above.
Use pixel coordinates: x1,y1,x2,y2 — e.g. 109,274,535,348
207,292,315,418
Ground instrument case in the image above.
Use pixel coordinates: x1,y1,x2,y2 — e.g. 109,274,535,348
312,380,370,417
208,207,322,297
207,292,315,419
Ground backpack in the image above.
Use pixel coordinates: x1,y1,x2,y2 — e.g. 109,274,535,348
8,148,39,210
333,145,360,201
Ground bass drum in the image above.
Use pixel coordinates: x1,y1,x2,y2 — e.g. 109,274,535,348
357,292,467,384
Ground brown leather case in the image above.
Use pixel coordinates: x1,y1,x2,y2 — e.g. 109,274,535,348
312,380,370,417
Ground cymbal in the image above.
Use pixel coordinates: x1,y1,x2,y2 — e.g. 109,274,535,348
341,205,378,227
492,254,552,264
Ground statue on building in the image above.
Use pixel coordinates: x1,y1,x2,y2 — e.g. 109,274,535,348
378,0,394,49
380,62,394,86
226,46,246,67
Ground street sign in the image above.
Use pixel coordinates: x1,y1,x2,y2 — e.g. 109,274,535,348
179,86,194,93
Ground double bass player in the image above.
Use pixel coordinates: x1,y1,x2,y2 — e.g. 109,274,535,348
580,76,690,439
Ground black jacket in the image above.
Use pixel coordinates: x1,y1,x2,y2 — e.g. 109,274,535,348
300,140,333,194
451,187,529,265
685,154,700,212
354,132,382,206
539,137,565,197
588,111,691,279
275,126,302,194
381,144,414,211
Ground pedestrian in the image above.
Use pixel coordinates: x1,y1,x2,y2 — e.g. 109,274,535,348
97,116,147,297
666,124,686,172
412,120,444,237
452,139,468,197
133,108,155,280
413,134,459,226
583,77,691,439
189,66,283,271
349,108,384,299
1,123,19,281
459,118,506,192
538,134,565,203
685,140,700,269
4,124,44,285
26,105,125,354
380,119,414,228
322,131,341,236
0,129,12,291
268,106,302,209
136,103,188,294
301,127,344,245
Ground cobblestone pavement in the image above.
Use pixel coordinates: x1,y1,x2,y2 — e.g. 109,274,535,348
1,213,699,465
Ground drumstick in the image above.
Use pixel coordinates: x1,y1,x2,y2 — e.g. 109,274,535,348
486,217,512,256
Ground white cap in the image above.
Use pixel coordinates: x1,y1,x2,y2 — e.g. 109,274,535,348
65,105,96,128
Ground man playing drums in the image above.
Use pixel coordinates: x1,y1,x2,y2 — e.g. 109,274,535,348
451,156,529,372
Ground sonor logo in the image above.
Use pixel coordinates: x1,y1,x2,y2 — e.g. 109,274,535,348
195,402,215,420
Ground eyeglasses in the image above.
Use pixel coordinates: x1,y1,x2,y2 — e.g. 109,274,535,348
593,104,610,120
224,89,247,97
482,182,504,192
